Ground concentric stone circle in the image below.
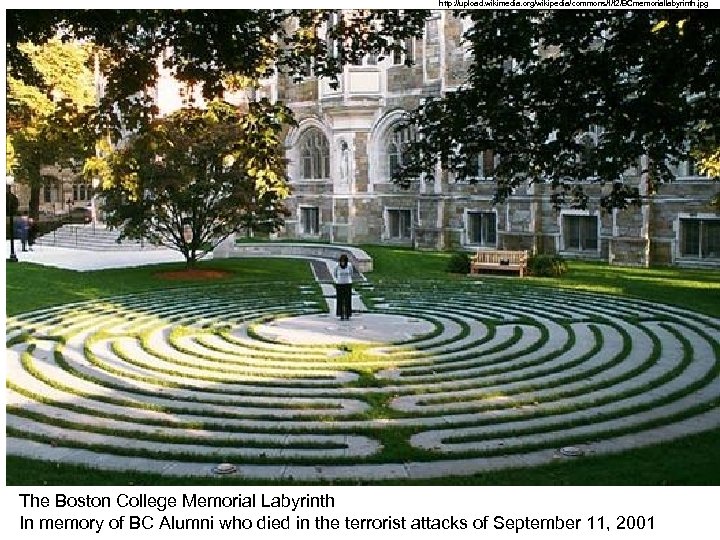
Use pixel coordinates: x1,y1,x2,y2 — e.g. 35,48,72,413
6,281,720,481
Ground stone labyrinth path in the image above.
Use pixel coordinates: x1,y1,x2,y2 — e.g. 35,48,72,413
6,279,720,481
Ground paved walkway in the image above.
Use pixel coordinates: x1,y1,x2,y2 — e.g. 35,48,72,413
6,240,186,271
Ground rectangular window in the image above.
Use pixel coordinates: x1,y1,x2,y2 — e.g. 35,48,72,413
300,206,320,235
326,12,339,59
423,12,441,82
467,212,497,246
461,17,473,60
388,209,412,239
680,218,720,258
482,150,496,177
352,54,378,66
465,154,481,179
43,185,52,203
392,47,403,66
392,38,414,65
466,150,495,179
563,215,599,251
72,183,89,201
426,18,439,41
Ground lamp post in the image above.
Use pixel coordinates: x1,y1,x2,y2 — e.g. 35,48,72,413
91,177,100,232
6,176,18,262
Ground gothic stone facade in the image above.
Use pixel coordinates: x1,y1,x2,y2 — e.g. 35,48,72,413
19,13,719,268
276,12,719,268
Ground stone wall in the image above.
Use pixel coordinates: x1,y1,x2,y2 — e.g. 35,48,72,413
274,13,719,269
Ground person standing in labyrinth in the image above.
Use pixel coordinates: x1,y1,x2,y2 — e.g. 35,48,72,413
333,254,354,321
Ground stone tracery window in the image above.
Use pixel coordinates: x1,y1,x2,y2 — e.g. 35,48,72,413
299,128,330,180
385,126,414,178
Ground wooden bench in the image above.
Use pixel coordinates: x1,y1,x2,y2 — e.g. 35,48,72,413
470,249,528,277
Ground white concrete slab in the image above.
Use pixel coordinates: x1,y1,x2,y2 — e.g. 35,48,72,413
6,241,187,271
254,313,435,345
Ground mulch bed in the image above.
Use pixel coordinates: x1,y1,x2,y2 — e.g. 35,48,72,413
155,269,232,280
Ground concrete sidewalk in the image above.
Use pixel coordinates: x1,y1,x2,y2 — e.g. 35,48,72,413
5,240,188,271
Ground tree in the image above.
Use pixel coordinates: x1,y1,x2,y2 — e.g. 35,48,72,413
395,11,720,210
7,10,428,139
6,38,97,218
88,100,294,267
6,9,429,225
6,10,429,252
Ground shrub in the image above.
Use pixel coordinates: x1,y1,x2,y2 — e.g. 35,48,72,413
528,254,568,277
447,251,471,274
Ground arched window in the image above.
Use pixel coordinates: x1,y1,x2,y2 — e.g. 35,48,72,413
385,126,414,178
299,129,330,180
576,125,601,178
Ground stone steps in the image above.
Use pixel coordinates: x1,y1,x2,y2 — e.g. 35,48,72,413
33,224,165,251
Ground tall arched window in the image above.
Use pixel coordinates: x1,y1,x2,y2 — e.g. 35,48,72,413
385,126,414,178
299,128,330,180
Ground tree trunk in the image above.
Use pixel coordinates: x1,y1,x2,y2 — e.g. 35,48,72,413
29,184,41,220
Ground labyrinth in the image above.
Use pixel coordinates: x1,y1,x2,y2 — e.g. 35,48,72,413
6,279,720,481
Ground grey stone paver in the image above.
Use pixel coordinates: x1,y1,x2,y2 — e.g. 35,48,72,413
254,312,433,346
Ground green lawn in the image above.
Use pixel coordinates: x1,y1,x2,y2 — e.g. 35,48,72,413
6,258,313,317
363,245,720,317
5,249,720,485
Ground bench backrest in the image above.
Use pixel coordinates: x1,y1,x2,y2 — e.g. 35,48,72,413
474,250,528,265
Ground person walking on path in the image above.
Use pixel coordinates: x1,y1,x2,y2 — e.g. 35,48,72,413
16,212,30,252
333,253,354,320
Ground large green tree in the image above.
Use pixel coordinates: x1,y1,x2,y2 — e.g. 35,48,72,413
395,11,720,209
7,9,428,139
7,39,97,218
6,9,429,239
89,101,294,266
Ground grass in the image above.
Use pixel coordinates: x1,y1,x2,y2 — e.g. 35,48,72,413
6,258,314,316
360,245,720,316
5,247,720,485
522,261,720,318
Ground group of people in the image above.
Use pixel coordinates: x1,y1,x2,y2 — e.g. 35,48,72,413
14,213,36,251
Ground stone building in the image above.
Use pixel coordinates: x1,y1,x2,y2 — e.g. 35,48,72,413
273,11,719,268
20,11,719,267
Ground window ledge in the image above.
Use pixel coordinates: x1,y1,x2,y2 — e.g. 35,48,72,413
676,256,720,261
294,179,330,183
559,250,601,258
